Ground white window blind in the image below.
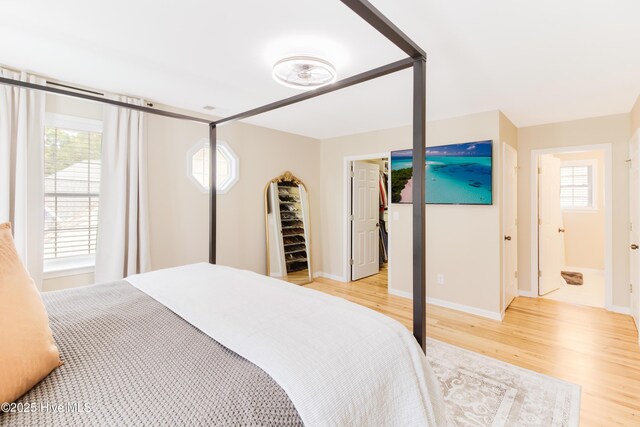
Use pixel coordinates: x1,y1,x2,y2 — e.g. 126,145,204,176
44,125,102,261
560,164,593,209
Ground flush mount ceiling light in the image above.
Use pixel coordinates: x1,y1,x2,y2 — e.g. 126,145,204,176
272,56,337,90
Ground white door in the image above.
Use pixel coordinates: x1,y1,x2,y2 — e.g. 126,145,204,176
538,155,563,296
503,144,518,309
630,134,640,334
351,161,380,280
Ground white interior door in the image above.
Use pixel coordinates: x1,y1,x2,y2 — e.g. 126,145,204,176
538,155,563,296
630,134,640,333
503,144,518,309
351,161,380,281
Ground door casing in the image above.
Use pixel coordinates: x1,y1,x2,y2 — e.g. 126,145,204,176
537,154,563,296
502,143,518,311
342,152,391,285
351,160,380,280
529,144,613,309
629,131,640,339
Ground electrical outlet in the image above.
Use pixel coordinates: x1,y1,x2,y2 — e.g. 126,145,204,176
437,274,445,285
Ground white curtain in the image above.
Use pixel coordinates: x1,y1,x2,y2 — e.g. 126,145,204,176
0,68,45,289
95,96,151,282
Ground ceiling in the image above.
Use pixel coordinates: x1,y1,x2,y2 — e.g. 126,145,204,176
1,0,639,139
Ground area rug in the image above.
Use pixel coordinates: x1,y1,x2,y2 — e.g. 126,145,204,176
427,338,581,426
561,271,584,285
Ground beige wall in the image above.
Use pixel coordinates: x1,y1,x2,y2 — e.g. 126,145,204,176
40,93,634,314
46,94,103,121
319,111,503,316
631,94,640,135
43,97,322,288
147,114,322,276
554,150,605,269
517,114,630,307
499,112,518,150
43,272,94,292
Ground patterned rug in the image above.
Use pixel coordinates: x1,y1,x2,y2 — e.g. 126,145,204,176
427,338,581,426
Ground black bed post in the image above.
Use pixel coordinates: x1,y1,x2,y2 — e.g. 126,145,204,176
0,3,426,333
209,123,217,264
412,58,427,351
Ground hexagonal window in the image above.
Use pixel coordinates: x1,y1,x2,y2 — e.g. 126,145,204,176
188,139,239,194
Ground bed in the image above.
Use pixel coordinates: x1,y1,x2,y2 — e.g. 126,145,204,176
0,264,447,426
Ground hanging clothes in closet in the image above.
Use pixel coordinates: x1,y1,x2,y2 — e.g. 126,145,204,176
379,169,389,265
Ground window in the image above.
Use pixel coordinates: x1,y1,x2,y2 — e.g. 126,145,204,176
188,139,239,193
44,114,102,272
560,162,596,210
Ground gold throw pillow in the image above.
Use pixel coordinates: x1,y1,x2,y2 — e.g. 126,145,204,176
0,222,62,404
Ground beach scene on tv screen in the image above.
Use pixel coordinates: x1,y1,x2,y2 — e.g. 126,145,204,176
391,140,493,205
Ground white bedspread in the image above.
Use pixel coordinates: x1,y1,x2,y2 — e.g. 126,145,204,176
126,263,448,426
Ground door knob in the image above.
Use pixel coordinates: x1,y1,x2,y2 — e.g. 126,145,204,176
558,228,565,233
375,223,379,227
504,235,512,241
632,244,639,250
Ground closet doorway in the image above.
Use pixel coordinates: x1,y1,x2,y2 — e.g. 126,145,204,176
345,153,390,287
531,144,612,309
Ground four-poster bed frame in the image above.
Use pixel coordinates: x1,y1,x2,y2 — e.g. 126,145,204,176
0,0,427,350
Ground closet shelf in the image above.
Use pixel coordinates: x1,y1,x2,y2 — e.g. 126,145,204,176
284,248,306,254
274,178,310,278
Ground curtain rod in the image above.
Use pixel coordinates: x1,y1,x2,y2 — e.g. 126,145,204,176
0,76,211,124
46,81,155,107
46,81,104,96
2,57,415,128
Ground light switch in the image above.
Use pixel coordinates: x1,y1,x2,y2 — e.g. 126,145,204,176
393,211,399,221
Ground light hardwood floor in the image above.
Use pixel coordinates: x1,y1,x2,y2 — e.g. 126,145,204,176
306,269,640,426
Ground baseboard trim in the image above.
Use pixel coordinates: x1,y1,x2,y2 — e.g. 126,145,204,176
518,292,630,315
313,272,348,282
607,304,631,315
388,288,412,299
387,289,502,321
427,297,504,321
563,266,605,274
518,290,534,297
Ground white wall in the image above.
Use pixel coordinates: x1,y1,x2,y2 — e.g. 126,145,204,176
319,111,504,317
554,150,605,270
517,114,630,306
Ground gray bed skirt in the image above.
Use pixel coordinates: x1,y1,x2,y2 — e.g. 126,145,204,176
0,281,302,426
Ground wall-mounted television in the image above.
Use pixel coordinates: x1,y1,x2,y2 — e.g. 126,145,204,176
390,140,493,205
